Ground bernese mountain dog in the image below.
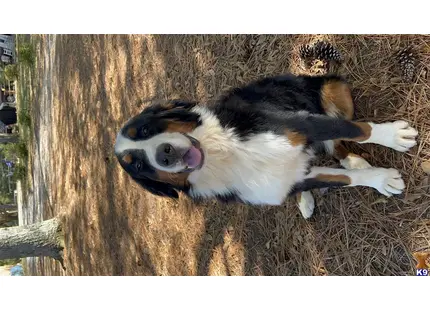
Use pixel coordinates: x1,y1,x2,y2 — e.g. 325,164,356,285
114,74,418,218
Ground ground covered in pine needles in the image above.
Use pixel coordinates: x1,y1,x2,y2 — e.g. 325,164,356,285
32,34,429,276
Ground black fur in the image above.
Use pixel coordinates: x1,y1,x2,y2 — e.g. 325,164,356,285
289,178,348,196
121,100,201,142
132,176,180,199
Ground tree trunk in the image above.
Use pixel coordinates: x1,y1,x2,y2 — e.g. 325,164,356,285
0,134,19,144
0,218,64,262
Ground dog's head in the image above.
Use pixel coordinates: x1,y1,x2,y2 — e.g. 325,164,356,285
114,100,204,198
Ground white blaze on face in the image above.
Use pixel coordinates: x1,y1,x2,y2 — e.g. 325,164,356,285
114,131,193,173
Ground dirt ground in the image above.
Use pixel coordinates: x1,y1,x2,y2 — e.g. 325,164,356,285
31,34,430,276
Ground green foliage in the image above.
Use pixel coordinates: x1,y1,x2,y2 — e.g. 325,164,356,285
18,108,32,128
13,163,27,181
0,259,21,266
4,64,19,81
0,141,28,161
0,68,6,84
18,44,35,66
0,193,12,204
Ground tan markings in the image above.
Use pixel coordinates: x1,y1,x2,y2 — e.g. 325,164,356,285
321,81,354,120
286,130,307,146
315,173,351,185
127,127,137,138
296,192,302,202
165,121,198,133
352,122,372,141
333,141,349,160
156,170,190,188
336,122,372,142
333,142,366,161
122,154,133,164
413,252,430,269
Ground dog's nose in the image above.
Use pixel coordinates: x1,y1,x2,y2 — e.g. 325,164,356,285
156,143,178,167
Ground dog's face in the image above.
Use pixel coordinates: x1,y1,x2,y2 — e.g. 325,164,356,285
114,100,204,198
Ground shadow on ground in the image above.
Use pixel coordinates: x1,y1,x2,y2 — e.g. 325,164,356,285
34,34,430,276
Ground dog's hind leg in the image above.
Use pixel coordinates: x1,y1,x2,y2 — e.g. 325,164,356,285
296,191,315,219
318,79,418,151
290,166,405,197
284,114,418,153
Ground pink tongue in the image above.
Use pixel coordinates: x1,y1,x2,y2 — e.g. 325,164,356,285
183,146,202,168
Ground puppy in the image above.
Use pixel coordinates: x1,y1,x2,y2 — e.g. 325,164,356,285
115,74,418,218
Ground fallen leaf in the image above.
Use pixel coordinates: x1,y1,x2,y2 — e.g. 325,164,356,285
398,104,407,113
419,176,429,191
390,77,402,83
403,194,422,202
420,68,428,79
421,161,430,174
370,197,388,206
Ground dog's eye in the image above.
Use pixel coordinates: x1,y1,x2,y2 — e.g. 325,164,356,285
136,162,142,171
163,158,169,166
164,145,171,154
140,126,149,137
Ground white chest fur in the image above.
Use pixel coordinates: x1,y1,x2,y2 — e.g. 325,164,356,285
188,107,311,205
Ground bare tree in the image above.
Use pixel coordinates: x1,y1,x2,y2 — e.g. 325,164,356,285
0,218,65,267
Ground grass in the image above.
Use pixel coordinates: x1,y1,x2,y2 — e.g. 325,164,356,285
24,34,430,276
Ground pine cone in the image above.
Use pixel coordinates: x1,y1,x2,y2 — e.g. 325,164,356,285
313,41,343,63
396,47,416,82
299,44,314,59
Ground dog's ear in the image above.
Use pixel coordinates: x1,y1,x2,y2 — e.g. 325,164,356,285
132,176,179,199
168,99,197,110
143,100,197,115
156,100,201,129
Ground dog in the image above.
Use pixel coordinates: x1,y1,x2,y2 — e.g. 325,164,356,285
114,74,418,218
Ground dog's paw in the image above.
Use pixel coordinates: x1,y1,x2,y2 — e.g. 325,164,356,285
340,154,372,170
370,121,418,152
297,191,315,219
367,168,405,197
